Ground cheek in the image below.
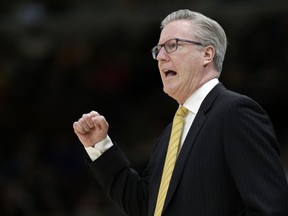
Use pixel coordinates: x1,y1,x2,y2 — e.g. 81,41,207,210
180,63,202,85
174,54,202,81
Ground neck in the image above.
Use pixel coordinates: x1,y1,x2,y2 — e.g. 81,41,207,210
177,70,219,105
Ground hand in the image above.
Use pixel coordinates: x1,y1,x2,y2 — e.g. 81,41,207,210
73,111,109,147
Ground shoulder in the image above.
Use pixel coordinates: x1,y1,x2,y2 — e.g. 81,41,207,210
212,83,266,114
203,83,273,129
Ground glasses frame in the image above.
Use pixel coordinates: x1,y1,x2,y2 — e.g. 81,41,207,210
151,38,203,60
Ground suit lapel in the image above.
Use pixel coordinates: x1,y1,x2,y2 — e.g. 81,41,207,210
161,83,227,213
148,124,172,216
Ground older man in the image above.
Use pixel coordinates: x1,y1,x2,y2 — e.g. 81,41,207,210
73,9,288,216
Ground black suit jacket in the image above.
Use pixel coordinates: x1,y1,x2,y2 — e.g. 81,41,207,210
88,83,288,216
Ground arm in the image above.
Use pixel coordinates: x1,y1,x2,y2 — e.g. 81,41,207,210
223,96,288,215
88,144,149,216
73,111,148,216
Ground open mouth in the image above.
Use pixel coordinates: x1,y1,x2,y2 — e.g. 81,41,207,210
164,70,177,77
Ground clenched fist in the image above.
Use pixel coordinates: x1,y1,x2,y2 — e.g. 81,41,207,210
73,111,109,147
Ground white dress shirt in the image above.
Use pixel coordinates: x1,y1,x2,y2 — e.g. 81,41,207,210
85,78,219,161
180,78,219,149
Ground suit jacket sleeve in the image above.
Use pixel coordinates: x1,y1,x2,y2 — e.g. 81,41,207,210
87,143,149,216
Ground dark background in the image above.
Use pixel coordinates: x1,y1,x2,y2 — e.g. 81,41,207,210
0,0,288,215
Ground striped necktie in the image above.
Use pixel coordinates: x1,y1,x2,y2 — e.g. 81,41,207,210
154,106,189,216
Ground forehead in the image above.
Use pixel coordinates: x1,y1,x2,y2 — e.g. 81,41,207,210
159,20,195,43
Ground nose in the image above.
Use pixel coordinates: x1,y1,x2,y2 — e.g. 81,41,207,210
156,47,169,61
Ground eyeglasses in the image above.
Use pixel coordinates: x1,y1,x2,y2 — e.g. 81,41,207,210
151,38,203,60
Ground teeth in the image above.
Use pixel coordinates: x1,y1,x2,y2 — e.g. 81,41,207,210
164,69,169,73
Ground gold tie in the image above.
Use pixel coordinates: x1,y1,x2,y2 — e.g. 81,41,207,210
154,106,189,216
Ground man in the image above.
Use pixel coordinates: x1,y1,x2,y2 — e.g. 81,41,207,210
73,9,288,216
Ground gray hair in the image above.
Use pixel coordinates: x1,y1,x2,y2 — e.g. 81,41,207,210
161,9,227,73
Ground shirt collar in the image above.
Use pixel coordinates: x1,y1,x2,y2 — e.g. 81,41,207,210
183,78,219,114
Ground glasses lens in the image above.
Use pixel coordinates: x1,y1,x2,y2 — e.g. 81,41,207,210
152,46,159,59
151,39,179,59
164,39,177,53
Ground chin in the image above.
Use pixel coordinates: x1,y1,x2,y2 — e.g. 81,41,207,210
164,90,177,100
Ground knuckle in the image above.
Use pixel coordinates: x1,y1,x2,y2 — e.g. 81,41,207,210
82,113,89,119
91,110,99,115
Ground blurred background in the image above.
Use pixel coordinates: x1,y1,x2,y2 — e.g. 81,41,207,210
0,0,288,215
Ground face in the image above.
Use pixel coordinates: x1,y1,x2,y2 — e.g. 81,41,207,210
156,20,207,104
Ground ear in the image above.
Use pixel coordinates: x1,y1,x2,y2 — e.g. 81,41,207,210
202,45,215,67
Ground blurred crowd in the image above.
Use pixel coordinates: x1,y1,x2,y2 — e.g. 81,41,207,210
0,1,288,215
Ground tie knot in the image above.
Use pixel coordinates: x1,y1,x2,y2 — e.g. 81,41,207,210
176,106,189,117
